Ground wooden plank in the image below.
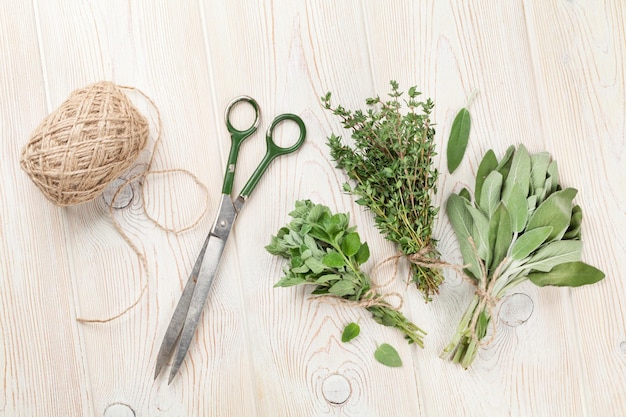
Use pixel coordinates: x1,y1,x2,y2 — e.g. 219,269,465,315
524,1,626,415
0,1,91,415
201,1,425,416
31,1,256,415
361,1,605,416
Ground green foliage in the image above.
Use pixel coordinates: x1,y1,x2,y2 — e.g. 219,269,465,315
266,200,426,347
447,108,471,174
323,81,442,299
374,343,403,367
341,322,360,343
442,145,605,368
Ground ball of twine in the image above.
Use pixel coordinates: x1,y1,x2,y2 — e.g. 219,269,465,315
20,81,149,206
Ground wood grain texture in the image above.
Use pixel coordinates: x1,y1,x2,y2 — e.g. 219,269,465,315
0,0,624,416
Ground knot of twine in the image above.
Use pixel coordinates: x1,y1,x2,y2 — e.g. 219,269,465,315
21,81,149,206
313,262,405,311
387,240,504,346
21,81,209,323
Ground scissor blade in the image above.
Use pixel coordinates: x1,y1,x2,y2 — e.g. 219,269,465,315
168,235,227,383
154,234,213,379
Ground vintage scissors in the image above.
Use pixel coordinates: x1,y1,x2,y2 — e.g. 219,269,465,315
154,96,306,383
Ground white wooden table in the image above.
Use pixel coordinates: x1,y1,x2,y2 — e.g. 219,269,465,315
1,1,624,416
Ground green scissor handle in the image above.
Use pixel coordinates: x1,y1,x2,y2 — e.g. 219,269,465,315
222,96,261,195
239,113,306,198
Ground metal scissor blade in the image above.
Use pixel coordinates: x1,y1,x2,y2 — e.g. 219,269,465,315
168,235,227,383
154,234,213,379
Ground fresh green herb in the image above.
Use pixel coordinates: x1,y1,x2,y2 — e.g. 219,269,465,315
341,322,361,343
447,108,471,174
374,343,403,367
323,81,442,299
266,200,426,347
442,144,605,368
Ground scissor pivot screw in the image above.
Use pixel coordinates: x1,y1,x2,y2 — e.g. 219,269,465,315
220,220,227,227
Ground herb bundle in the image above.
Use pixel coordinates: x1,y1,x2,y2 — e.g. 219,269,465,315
266,200,426,347
443,144,605,368
323,81,442,299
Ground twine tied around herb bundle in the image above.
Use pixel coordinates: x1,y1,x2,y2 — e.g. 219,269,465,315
383,240,504,346
20,81,209,323
312,259,405,312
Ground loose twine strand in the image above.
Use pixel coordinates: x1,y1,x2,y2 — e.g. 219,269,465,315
76,85,209,323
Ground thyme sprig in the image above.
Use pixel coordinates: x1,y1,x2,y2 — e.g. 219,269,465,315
323,81,442,299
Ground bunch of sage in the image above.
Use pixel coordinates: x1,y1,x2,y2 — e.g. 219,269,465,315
323,81,442,299
266,200,426,347
442,144,605,368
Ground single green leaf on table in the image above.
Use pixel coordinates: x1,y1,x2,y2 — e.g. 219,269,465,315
459,187,472,202
374,343,403,367
341,322,361,343
528,261,605,287
447,107,471,174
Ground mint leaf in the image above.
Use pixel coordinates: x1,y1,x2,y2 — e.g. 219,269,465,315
374,343,402,367
341,322,360,342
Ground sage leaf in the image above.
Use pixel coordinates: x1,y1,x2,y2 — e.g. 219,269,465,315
447,194,482,280
503,143,531,198
510,226,553,260
526,240,582,272
526,188,577,241
323,252,345,268
447,108,471,174
342,232,362,257
530,152,550,193
503,182,528,233
488,203,512,270
496,145,516,179
528,261,605,287
563,205,583,240
475,149,498,201
459,187,472,202
547,160,559,192
479,170,503,218
341,322,361,342
328,280,356,297
466,203,491,266
374,343,403,367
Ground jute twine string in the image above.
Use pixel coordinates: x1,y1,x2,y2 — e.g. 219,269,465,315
312,255,405,311
21,81,209,323
382,240,505,347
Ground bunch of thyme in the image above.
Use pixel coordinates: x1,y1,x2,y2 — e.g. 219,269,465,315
323,81,442,299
